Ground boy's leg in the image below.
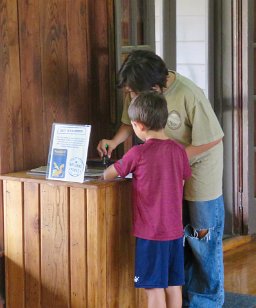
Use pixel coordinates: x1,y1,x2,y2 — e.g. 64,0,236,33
134,238,184,308
165,286,182,308
145,288,166,308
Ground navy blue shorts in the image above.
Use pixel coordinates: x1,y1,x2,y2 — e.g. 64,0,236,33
134,237,184,288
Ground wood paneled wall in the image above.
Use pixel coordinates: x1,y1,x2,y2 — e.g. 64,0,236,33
0,0,117,251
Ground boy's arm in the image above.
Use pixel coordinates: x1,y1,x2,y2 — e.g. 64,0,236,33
97,124,133,158
185,138,222,160
103,164,119,180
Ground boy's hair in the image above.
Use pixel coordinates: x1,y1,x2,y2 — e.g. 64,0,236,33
128,91,168,130
118,50,169,92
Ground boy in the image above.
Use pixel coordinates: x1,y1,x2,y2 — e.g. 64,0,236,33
103,91,191,308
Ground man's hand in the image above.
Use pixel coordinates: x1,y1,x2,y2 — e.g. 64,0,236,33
97,124,134,158
97,139,117,158
186,138,223,159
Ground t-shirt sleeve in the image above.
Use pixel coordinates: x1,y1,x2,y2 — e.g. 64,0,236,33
114,146,140,178
121,94,132,125
188,95,224,146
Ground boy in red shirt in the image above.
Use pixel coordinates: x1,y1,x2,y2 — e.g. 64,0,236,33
103,91,191,308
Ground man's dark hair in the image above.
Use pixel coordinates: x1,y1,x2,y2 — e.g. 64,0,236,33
128,91,168,130
118,50,169,92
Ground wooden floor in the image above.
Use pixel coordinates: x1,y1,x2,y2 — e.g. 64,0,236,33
224,237,256,295
0,237,255,306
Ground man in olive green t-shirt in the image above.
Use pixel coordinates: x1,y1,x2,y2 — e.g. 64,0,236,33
97,50,225,308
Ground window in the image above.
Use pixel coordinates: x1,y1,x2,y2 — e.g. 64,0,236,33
115,0,211,97
176,0,210,97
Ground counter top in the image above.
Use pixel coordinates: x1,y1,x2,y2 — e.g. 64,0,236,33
0,170,129,189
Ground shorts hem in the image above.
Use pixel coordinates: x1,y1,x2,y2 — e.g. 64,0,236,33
135,282,184,289
135,284,167,289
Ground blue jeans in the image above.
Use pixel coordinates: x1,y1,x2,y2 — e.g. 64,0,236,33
182,195,225,308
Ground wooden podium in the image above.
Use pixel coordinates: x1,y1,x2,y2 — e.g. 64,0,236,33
1,172,147,308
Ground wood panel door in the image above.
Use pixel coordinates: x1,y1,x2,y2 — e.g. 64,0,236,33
215,0,255,235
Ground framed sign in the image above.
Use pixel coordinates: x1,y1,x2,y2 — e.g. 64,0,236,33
47,123,91,183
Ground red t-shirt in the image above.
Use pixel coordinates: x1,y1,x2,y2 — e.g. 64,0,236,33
114,138,191,241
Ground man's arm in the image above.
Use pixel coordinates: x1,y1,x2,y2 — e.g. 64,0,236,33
97,124,133,158
185,138,223,160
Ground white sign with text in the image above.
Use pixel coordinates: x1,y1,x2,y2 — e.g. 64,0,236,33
47,123,91,183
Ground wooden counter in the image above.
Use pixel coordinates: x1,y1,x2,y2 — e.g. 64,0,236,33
1,172,147,308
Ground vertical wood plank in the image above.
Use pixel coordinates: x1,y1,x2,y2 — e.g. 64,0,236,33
40,0,69,150
86,1,115,157
0,0,22,277
107,0,117,125
18,0,45,169
70,187,87,308
40,184,70,307
118,181,136,307
136,288,148,308
106,184,119,307
66,0,90,124
87,188,107,308
0,0,23,174
4,180,24,308
24,182,41,307
0,182,4,252
6,0,23,171
0,250,4,304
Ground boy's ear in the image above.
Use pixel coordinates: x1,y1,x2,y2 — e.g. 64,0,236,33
133,121,146,131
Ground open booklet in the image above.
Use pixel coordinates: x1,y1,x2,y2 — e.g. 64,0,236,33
28,165,132,179
28,165,104,178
